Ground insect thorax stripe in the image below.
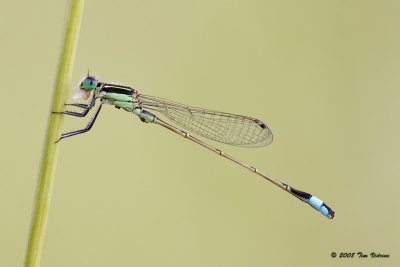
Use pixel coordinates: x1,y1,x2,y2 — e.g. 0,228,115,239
100,83,135,95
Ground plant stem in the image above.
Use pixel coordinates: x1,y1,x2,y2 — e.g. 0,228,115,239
24,1,85,266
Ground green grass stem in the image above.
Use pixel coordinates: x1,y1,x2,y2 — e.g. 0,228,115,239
24,1,85,266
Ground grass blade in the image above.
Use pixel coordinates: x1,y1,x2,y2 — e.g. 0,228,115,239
24,1,85,266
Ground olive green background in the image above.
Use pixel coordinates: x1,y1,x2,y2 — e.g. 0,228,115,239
1,1,399,266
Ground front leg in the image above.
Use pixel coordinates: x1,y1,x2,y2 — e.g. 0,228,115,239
53,95,97,117
64,103,90,109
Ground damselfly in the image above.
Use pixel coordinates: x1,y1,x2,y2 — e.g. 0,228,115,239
54,74,335,219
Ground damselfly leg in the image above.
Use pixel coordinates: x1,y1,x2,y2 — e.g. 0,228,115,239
52,95,97,117
53,97,103,143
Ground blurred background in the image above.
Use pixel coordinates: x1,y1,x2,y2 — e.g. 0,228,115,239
1,0,399,266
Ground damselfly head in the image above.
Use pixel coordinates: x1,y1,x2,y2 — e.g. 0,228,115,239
73,75,99,101
81,75,99,91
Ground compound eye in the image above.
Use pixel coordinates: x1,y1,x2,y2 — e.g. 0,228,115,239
81,76,98,91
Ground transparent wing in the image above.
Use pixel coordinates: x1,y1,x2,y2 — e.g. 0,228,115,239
137,94,273,147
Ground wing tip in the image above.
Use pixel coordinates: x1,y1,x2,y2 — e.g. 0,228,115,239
255,119,268,129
